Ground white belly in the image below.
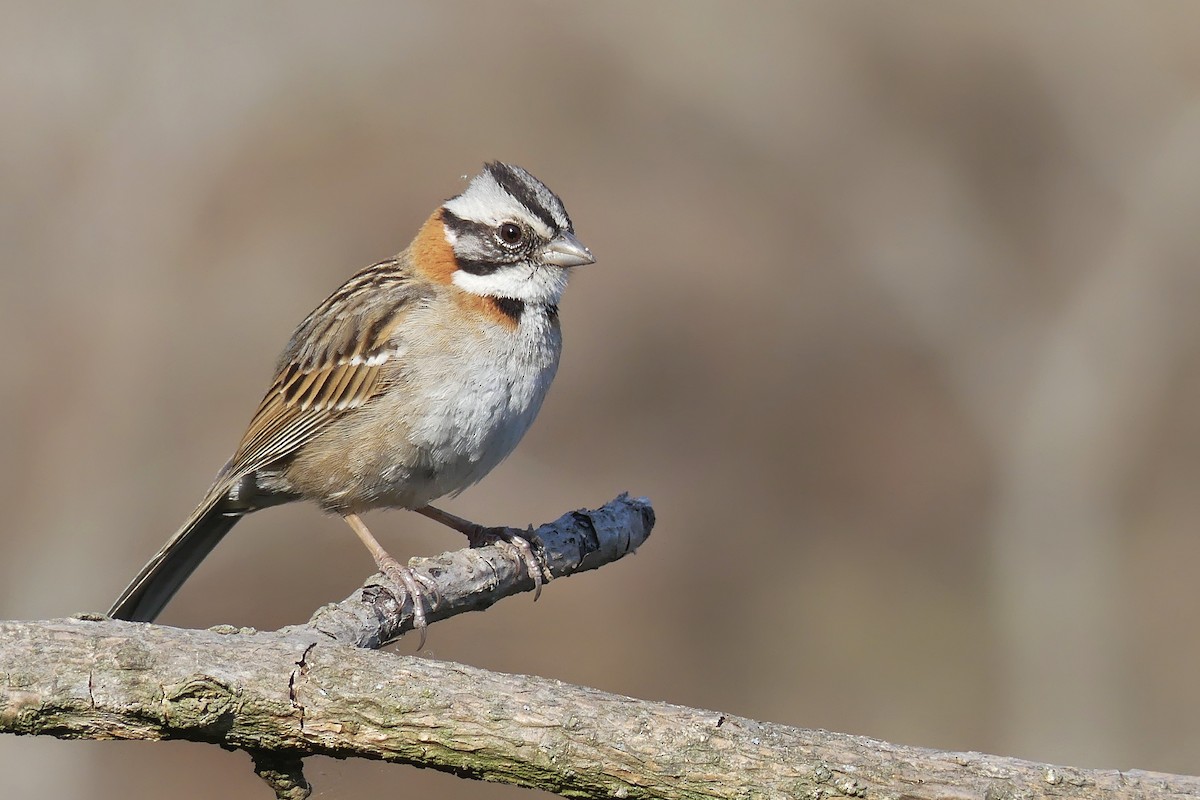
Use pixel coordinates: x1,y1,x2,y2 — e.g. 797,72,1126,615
368,306,562,509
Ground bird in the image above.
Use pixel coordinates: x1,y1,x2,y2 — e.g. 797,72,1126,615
108,162,595,645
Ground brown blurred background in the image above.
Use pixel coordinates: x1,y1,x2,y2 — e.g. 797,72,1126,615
3,2,1200,797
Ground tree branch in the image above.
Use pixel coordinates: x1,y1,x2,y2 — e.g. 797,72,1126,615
297,493,656,647
2,494,1196,799
3,617,1196,800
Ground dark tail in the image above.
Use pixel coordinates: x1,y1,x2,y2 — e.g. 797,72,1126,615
108,494,243,622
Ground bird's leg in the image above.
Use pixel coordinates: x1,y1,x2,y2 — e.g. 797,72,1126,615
342,512,437,649
415,505,544,600
414,505,490,542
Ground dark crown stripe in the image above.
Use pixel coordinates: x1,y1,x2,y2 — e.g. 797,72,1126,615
485,162,563,233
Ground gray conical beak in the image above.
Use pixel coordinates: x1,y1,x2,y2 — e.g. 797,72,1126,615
542,232,595,268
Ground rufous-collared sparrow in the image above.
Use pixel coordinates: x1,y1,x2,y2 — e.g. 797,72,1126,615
108,162,595,644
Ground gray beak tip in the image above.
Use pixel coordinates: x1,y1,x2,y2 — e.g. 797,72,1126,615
543,232,596,268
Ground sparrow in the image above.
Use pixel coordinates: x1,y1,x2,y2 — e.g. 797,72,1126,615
108,162,595,644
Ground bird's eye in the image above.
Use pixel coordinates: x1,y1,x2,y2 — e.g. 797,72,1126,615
497,222,523,245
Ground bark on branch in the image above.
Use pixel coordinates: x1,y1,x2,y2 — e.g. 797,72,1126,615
296,492,656,647
1,495,1196,800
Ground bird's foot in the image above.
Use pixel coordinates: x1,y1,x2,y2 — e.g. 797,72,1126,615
343,511,439,648
466,524,545,601
375,555,440,649
415,506,545,600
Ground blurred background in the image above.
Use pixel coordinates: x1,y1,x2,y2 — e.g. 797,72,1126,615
3,2,1200,797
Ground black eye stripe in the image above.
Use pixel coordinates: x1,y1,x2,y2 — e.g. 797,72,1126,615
454,257,503,275
443,208,534,275
441,208,491,239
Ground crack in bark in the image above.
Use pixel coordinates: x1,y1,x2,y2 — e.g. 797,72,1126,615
289,641,317,736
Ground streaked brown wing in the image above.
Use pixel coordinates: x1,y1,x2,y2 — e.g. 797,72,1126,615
223,257,423,479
